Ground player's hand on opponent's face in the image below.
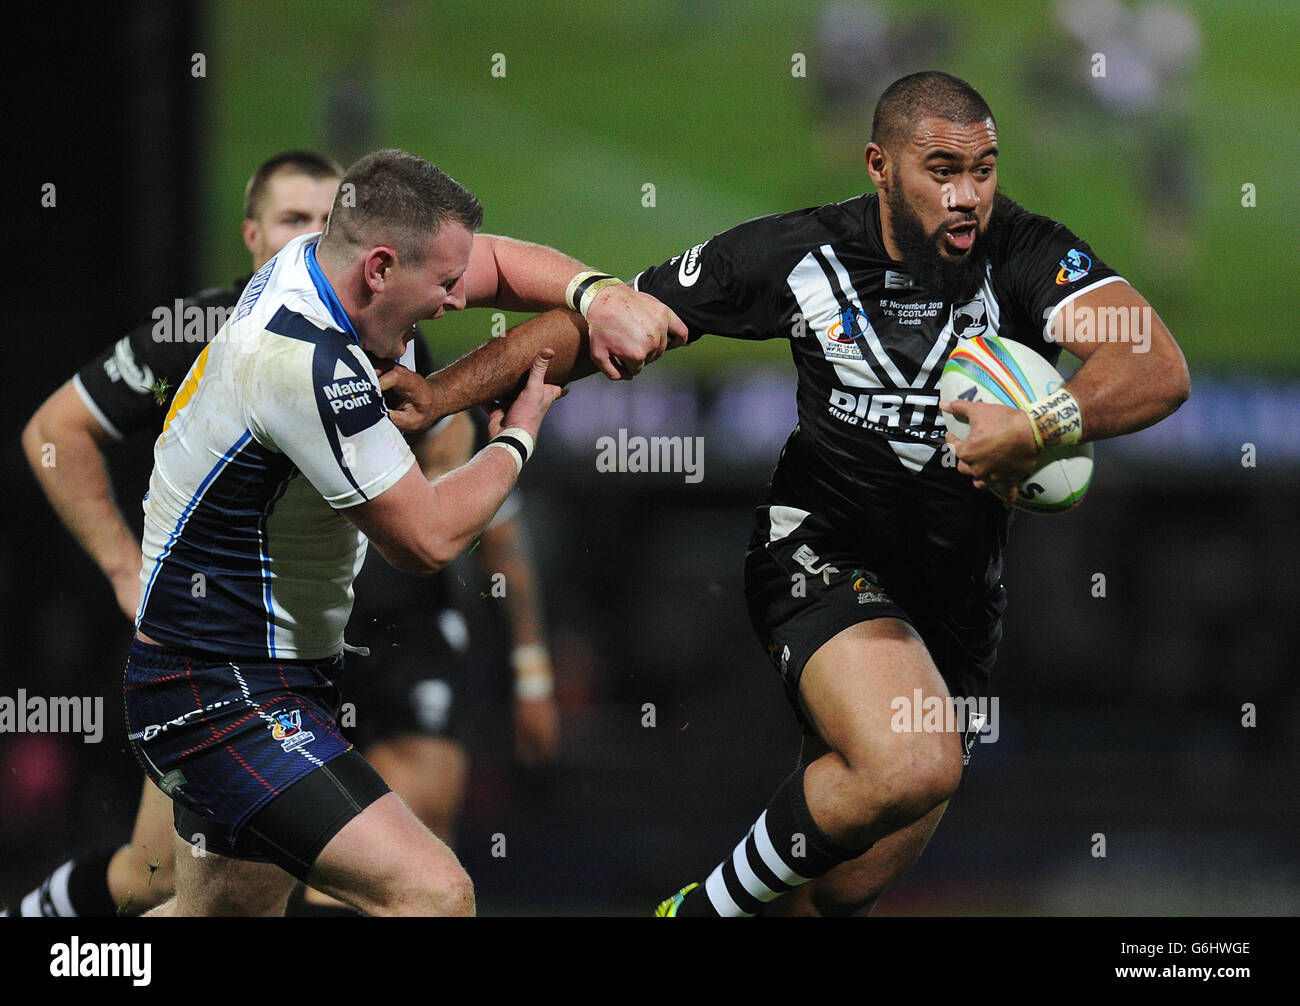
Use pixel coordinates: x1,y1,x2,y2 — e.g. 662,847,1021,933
941,399,1040,505
490,349,564,439
584,284,689,380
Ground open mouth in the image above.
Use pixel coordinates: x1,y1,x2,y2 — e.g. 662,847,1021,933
943,221,977,253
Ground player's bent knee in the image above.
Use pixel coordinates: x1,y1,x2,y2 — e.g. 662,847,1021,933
882,740,962,820
309,791,476,916
346,857,474,917
841,733,962,832
430,867,475,917
373,845,473,915
396,851,475,916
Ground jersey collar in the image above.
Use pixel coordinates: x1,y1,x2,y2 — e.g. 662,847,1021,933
305,240,360,344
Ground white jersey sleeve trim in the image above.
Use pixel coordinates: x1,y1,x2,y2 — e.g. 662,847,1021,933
71,373,124,441
1042,275,1128,341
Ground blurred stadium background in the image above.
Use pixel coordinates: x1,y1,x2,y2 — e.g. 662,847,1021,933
5,0,1297,915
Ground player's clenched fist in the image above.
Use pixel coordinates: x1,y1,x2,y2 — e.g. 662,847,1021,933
585,284,689,379
941,399,1039,496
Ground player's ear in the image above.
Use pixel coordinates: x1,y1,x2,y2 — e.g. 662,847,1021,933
864,142,889,189
241,218,258,256
364,247,397,291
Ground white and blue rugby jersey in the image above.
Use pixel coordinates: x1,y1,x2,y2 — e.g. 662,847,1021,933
137,233,416,660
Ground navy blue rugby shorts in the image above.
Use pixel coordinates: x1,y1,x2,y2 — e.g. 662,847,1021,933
124,639,388,878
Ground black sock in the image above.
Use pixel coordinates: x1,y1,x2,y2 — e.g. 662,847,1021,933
18,848,120,917
679,764,866,917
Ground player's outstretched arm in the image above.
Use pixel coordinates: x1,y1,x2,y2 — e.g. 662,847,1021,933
21,381,143,619
348,350,562,574
409,404,560,762
464,234,687,379
383,308,589,435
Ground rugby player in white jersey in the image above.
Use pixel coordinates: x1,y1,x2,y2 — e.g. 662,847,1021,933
17,152,343,916
124,149,682,916
17,151,572,917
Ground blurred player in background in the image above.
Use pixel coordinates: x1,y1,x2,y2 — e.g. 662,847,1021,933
379,72,1191,917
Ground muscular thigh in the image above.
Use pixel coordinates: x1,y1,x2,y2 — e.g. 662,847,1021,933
744,514,1002,731
306,791,470,916
798,618,960,772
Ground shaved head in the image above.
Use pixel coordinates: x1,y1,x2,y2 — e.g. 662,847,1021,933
319,149,483,267
871,71,995,154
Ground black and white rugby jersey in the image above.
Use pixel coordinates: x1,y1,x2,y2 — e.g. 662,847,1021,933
634,193,1122,597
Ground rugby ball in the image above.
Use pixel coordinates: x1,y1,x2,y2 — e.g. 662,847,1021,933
940,335,1092,514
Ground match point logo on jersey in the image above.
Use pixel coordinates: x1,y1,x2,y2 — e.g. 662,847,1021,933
1055,248,1092,285
319,359,384,437
269,708,315,753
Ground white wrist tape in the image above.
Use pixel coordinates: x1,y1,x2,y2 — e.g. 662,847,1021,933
1021,387,1083,450
487,427,535,474
564,271,623,318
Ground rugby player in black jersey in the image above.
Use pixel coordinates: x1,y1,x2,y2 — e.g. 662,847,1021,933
381,71,1190,916
16,151,674,917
